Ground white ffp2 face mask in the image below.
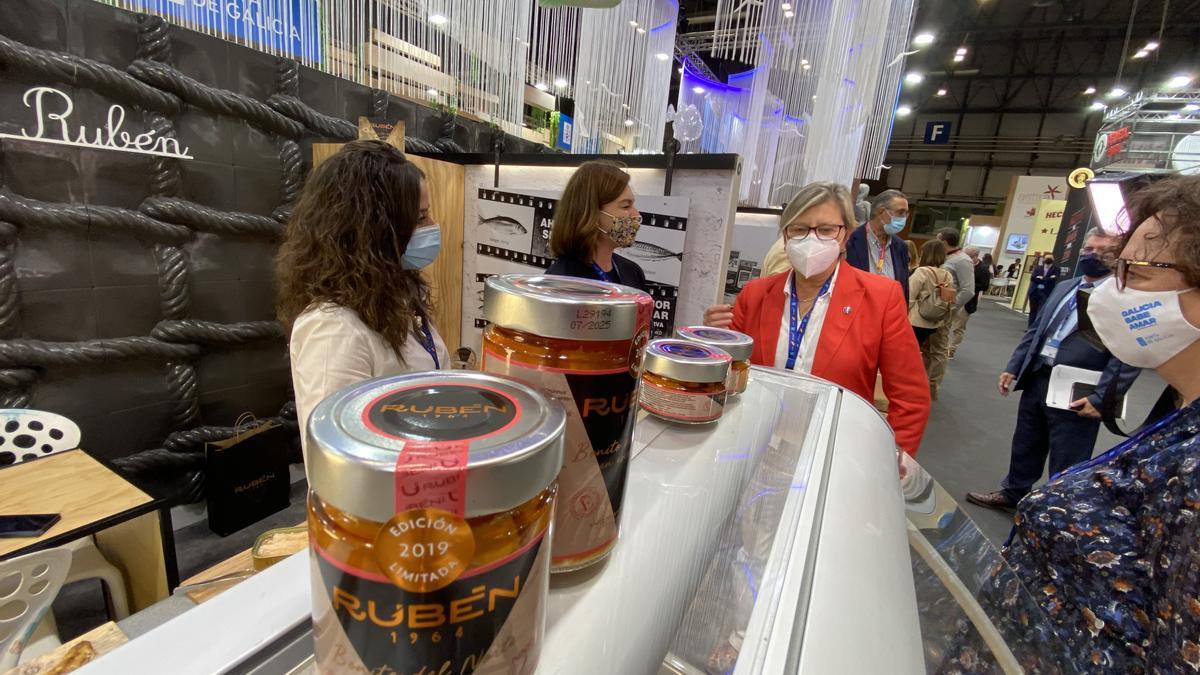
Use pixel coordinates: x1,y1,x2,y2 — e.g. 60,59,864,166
1086,277,1200,368
785,236,841,279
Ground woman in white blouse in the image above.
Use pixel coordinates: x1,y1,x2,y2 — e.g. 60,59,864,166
275,140,450,457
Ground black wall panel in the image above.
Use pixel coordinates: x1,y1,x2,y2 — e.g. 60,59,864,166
0,0,534,494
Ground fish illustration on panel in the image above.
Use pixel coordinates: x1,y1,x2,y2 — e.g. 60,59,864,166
624,240,683,262
481,214,529,234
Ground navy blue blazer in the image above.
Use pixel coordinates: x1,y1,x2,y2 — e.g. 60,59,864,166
1005,277,1140,406
544,253,648,292
1028,263,1059,302
845,225,910,304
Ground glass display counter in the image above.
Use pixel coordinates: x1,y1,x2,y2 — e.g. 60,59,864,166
76,367,1072,674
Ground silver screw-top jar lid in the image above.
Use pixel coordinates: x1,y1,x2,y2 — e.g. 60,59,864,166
483,274,652,342
642,339,732,384
674,326,754,362
307,371,565,521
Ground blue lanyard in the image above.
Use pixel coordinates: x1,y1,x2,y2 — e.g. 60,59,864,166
416,320,440,369
591,261,619,284
785,272,834,370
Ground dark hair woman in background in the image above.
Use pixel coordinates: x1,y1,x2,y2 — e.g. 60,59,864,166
276,140,449,458
546,161,648,292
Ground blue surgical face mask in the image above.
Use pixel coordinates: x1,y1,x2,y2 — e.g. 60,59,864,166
401,223,441,270
884,215,906,235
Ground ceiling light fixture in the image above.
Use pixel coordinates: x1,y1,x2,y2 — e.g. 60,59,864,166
905,71,924,84
1106,86,1127,99
1184,103,1200,112
955,46,967,56
636,27,646,34
428,13,448,25
1133,50,1148,59
655,52,670,61
624,119,634,127
1168,74,1193,88
896,105,913,116
1089,101,1105,110
803,63,811,70
784,10,795,18
1084,85,1096,95
629,20,638,27
936,88,947,96
781,2,793,9
554,78,569,88
800,58,809,65
952,54,965,63
913,32,935,47
692,86,705,94
534,82,549,92
1144,41,1159,50
677,67,684,74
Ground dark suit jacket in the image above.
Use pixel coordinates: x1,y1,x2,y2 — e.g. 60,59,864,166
544,253,648,292
1028,264,1060,302
1005,277,1140,406
845,225,910,304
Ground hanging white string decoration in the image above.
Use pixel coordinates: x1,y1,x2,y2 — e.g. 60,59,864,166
572,0,678,153
684,0,916,205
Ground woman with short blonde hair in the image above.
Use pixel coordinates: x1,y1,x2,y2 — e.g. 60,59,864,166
704,181,930,455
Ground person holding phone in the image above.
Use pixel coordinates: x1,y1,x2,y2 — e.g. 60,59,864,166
961,174,1200,673
966,228,1139,512
276,141,450,461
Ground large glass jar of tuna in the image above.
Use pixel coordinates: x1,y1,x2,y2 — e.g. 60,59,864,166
306,371,565,675
481,274,652,572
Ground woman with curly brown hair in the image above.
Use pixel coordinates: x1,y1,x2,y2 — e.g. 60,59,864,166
276,140,449,456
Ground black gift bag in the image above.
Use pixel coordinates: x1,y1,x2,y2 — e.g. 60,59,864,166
206,416,291,537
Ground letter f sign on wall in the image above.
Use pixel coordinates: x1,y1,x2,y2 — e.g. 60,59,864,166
924,121,952,144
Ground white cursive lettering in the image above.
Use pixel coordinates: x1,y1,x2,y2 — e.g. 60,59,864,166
1,86,192,160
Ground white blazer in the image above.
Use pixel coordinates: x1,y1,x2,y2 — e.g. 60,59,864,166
289,303,450,459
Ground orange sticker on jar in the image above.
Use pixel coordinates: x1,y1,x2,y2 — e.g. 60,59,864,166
374,508,476,593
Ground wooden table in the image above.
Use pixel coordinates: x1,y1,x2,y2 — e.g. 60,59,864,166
0,449,178,611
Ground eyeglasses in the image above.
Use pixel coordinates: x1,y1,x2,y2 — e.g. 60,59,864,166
785,224,845,241
1115,258,1182,291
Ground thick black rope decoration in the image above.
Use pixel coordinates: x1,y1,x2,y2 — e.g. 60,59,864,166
153,244,189,320
0,34,181,114
165,361,199,429
275,60,304,218
0,191,193,244
0,337,202,367
127,59,306,138
0,222,20,339
0,369,36,390
152,319,283,344
434,111,466,153
140,196,284,239
267,94,357,140
136,15,199,435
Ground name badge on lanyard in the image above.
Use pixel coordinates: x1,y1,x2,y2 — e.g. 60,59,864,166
591,262,619,284
786,273,834,370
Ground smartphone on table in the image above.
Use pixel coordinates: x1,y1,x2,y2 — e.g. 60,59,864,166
0,513,62,538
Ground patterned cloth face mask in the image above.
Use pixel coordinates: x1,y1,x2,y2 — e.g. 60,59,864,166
598,211,641,248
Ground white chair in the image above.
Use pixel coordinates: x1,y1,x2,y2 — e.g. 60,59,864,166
0,410,131,637
0,547,72,670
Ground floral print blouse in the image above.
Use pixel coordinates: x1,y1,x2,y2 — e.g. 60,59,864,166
976,397,1200,673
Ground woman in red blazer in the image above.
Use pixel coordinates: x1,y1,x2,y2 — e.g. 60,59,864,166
705,182,930,455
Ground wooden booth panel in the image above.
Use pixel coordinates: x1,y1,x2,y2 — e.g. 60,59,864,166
407,155,465,354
